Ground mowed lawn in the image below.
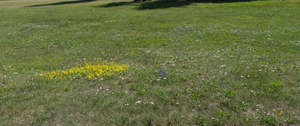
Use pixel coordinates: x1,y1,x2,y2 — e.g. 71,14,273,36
0,0,300,125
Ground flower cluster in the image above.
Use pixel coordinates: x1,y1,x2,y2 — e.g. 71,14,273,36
39,62,129,80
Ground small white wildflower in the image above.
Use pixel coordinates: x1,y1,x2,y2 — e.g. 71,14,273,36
220,64,226,68
135,100,142,104
150,101,154,105
125,103,129,106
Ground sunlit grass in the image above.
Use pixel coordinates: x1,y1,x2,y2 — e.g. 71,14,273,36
0,0,300,125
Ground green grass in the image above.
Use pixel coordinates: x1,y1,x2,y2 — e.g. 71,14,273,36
1,0,300,125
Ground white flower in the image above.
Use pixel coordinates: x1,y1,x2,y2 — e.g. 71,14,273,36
150,101,154,105
135,100,142,104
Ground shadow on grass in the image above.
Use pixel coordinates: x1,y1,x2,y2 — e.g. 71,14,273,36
26,0,96,7
138,0,191,9
99,1,135,7
99,0,255,10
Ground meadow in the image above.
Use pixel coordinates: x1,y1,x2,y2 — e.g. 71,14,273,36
0,0,300,125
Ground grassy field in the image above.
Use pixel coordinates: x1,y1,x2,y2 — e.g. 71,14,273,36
1,0,300,125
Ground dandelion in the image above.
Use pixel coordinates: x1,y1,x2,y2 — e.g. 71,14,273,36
38,62,129,80
280,111,284,116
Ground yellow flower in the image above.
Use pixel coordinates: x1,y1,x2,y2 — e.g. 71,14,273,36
279,111,284,116
87,74,94,79
39,62,128,80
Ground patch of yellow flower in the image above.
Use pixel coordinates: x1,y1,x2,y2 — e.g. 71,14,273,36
39,62,129,80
